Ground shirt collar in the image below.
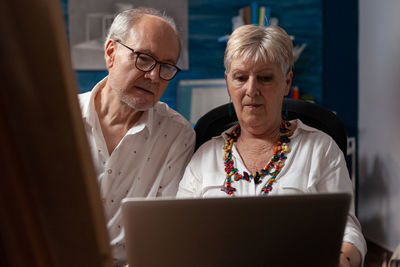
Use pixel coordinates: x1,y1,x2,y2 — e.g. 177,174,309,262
219,124,239,141
81,77,107,129
125,106,154,136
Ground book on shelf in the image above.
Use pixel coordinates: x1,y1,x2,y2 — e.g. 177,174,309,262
250,2,258,25
258,6,266,26
242,5,251,25
241,4,271,27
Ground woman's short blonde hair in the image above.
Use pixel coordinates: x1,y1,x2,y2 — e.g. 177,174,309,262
224,24,293,75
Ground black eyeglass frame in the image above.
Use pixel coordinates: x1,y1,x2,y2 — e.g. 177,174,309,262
115,40,181,81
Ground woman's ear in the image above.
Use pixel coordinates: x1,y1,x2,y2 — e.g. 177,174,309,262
225,71,231,97
284,70,293,96
104,39,116,69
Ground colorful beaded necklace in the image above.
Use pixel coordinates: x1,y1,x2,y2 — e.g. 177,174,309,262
221,121,293,196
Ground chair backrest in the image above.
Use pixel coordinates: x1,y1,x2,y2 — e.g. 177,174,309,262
194,98,347,156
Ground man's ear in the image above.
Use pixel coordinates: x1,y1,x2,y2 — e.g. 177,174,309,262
104,39,116,69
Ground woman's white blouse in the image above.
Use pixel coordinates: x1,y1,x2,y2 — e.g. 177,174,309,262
177,119,367,262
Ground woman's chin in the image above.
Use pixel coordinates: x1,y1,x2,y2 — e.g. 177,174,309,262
240,120,267,132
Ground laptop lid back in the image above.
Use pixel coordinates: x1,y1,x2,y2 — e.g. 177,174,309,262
122,193,350,267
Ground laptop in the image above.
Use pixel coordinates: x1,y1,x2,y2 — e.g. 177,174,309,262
121,193,350,267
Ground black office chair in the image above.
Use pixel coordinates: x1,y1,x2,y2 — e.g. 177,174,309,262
194,98,347,156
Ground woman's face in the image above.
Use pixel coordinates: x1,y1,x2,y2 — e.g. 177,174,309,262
225,57,292,135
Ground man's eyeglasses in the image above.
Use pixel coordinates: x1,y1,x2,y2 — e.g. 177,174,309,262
116,40,181,81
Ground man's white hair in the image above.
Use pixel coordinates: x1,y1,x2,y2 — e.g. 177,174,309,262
105,7,179,49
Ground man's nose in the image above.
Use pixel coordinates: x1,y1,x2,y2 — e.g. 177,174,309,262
144,64,161,83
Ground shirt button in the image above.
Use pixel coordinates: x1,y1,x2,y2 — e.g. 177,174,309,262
107,169,112,174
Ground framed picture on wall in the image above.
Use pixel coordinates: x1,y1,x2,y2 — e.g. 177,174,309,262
68,0,188,70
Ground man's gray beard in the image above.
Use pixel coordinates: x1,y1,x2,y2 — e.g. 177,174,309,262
120,94,136,109
119,92,151,111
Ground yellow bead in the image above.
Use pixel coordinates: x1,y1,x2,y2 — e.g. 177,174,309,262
281,144,290,153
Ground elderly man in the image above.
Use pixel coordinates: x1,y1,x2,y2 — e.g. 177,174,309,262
79,8,195,266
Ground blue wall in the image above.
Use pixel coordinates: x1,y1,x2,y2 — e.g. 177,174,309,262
322,0,359,209
322,0,358,138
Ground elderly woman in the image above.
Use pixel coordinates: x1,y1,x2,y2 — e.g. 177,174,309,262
177,25,366,267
